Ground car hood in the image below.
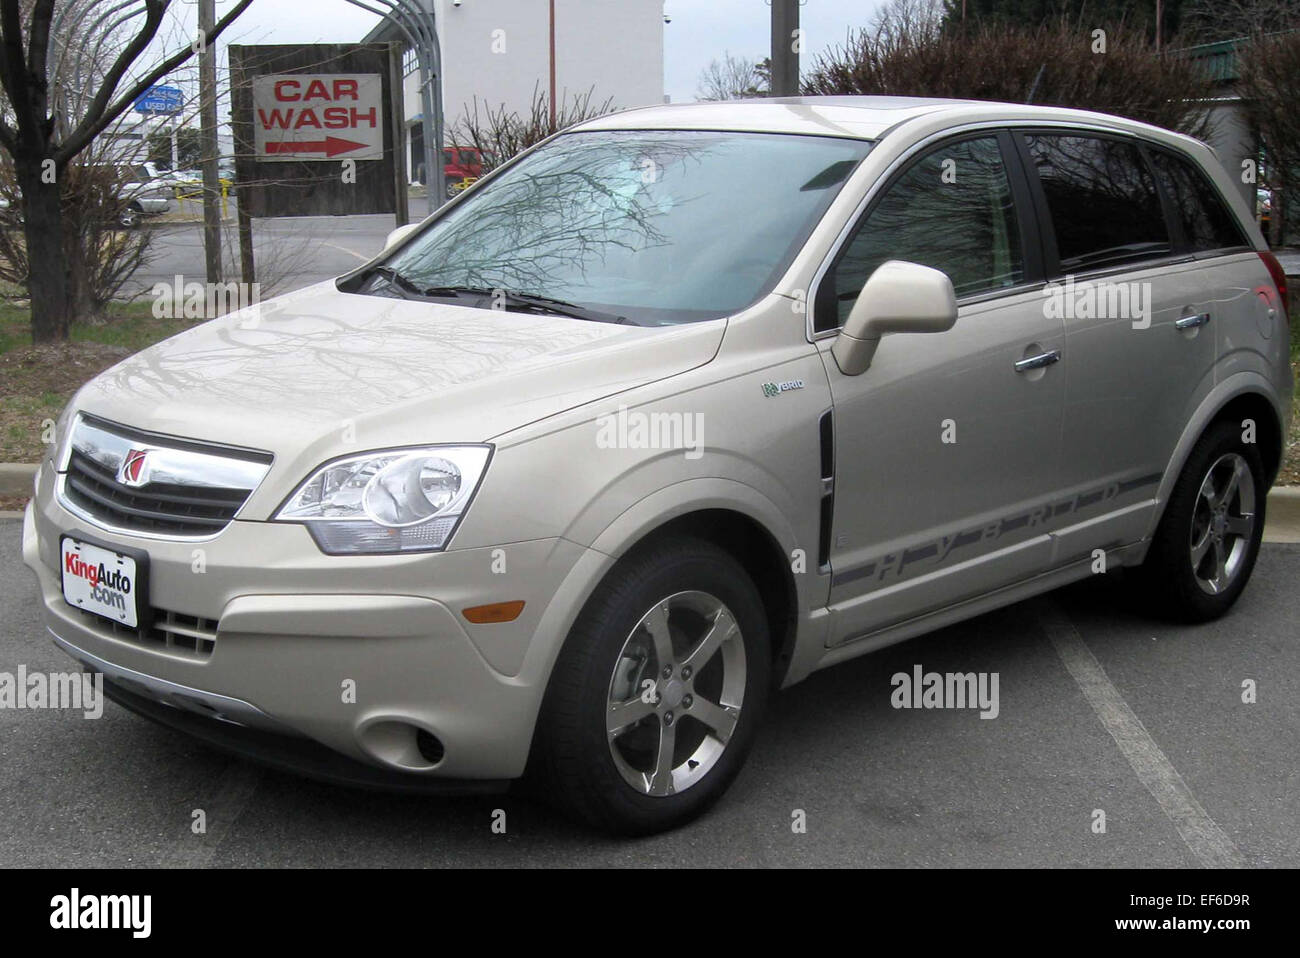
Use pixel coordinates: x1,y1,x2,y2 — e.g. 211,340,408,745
72,281,725,483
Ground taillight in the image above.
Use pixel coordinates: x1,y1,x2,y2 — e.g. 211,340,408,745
1258,250,1290,316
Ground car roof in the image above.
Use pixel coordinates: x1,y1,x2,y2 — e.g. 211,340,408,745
571,96,1201,152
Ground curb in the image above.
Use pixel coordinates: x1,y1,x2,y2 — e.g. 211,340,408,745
0,463,37,497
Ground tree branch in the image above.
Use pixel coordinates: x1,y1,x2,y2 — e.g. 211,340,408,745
0,0,35,146
56,0,164,163
57,0,254,165
25,0,55,86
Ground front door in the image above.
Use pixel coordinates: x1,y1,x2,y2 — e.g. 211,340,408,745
814,133,1067,644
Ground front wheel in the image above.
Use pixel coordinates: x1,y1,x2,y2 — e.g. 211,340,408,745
530,537,770,834
1133,420,1266,622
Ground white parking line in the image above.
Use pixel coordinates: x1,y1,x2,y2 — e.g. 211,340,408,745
319,241,373,262
161,761,261,868
1035,598,1246,868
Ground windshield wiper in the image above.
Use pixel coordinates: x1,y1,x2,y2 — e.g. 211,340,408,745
420,285,632,325
358,266,426,298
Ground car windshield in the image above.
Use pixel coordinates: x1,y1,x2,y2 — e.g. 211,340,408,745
381,129,873,325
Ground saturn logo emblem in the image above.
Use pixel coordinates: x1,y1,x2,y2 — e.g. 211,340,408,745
118,449,151,487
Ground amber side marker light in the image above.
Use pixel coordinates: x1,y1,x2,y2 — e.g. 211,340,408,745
463,600,526,624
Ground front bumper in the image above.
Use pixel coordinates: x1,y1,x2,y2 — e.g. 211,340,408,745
23,462,605,781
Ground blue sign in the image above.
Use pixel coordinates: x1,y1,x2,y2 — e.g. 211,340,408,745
134,85,184,115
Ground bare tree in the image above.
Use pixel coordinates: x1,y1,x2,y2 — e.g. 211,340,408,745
0,0,253,343
1238,30,1300,245
450,83,616,176
1182,0,1300,44
803,10,1216,138
0,140,156,313
696,52,767,101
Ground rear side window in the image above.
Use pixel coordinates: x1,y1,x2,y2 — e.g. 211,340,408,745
817,135,1024,331
1024,133,1171,273
1147,149,1248,253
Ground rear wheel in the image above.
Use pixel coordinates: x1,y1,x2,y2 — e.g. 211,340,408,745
531,537,770,834
1133,420,1266,622
118,204,141,229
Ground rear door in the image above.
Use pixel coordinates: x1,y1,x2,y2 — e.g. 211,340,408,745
1014,130,1222,558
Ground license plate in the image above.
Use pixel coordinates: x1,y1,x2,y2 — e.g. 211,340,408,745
60,535,143,629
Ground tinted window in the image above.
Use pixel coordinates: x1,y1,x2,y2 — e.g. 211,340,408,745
1024,133,1170,272
819,136,1023,331
1148,149,1248,252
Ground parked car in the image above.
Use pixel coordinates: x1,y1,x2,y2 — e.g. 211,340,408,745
113,164,172,227
443,145,492,196
0,164,171,228
23,98,1292,834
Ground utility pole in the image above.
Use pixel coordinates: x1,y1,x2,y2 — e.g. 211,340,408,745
770,0,800,97
198,0,223,284
549,0,558,128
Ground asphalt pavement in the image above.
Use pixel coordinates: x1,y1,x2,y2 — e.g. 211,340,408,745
2,518,1296,867
124,198,431,298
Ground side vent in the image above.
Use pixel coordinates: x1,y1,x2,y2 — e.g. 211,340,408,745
817,410,835,571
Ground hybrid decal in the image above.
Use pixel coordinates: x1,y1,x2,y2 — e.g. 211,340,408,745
762,379,805,398
833,473,1162,588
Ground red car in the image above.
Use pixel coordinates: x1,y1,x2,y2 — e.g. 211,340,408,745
443,146,492,196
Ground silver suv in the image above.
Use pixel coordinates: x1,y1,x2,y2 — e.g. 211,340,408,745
22,97,1293,834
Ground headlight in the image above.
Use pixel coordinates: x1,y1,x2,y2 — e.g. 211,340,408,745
274,445,491,554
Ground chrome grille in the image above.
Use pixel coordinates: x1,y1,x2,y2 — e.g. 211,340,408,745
58,415,271,539
75,606,218,660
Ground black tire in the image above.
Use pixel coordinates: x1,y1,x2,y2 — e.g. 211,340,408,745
530,536,770,835
119,204,141,229
1132,419,1266,622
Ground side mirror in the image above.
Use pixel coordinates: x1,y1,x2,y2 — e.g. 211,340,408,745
830,260,957,375
384,223,420,250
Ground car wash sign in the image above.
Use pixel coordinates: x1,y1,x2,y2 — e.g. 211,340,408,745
254,74,384,161
229,43,406,218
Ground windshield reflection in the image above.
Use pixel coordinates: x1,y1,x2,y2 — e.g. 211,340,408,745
381,130,873,325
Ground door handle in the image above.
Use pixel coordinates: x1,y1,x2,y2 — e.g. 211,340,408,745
1014,349,1061,373
1175,312,1211,330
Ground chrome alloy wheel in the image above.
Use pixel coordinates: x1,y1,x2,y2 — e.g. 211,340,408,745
1189,452,1256,596
605,590,747,797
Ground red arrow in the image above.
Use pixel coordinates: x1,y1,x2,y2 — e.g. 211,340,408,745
265,136,368,158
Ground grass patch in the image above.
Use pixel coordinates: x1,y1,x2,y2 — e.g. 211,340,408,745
0,302,206,463
0,299,180,355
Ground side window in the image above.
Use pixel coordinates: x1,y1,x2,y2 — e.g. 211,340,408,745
1147,149,1249,253
1023,133,1170,273
817,135,1024,332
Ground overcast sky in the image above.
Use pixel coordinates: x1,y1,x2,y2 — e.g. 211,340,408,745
196,0,884,104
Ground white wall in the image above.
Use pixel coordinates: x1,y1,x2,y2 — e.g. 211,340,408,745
1202,99,1256,210
390,0,663,175
434,0,663,124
